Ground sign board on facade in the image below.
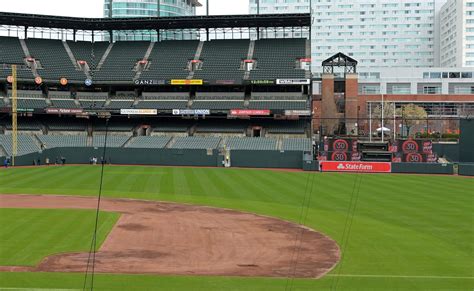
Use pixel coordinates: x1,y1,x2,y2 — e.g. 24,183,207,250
284,110,311,116
276,79,310,85
120,109,157,115
230,109,271,116
170,79,203,85
172,109,210,115
46,108,83,114
320,161,392,173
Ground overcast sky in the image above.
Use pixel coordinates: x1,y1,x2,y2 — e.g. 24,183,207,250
0,0,249,17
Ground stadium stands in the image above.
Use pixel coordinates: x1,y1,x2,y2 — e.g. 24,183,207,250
0,134,40,155
282,138,312,151
250,38,306,79
140,41,199,80
92,135,130,148
225,137,277,150
193,40,248,80
93,41,150,82
0,37,34,80
172,136,221,149
38,135,87,148
67,41,109,70
26,38,86,81
126,136,171,149
136,92,188,110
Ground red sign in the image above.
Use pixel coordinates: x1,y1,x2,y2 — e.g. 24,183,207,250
46,108,83,114
230,109,270,116
321,161,392,173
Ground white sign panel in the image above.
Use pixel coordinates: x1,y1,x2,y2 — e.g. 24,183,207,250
276,79,310,85
173,109,210,115
120,109,157,115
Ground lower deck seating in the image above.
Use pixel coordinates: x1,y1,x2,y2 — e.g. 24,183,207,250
126,136,171,149
38,135,87,148
225,137,277,150
171,137,221,149
92,135,130,148
282,138,312,151
0,134,40,155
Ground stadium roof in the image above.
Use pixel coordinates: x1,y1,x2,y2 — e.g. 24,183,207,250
0,12,310,31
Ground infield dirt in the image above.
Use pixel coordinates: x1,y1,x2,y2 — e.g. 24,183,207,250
0,194,340,278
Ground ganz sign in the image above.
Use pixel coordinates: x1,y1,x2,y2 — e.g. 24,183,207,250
321,161,392,173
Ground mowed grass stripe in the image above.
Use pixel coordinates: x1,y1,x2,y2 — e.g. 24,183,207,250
0,208,119,266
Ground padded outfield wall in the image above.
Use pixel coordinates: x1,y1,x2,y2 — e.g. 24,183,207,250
9,148,305,169
459,119,474,163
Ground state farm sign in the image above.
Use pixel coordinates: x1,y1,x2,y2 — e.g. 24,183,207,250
321,161,392,173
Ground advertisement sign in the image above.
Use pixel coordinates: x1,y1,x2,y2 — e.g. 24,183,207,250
230,109,271,116
46,108,83,114
276,79,310,85
172,109,210,115
170,79,203,85
284,110,311,116
248,80,275,85
134,79,166,86
321,161,392,173
120,109,157,115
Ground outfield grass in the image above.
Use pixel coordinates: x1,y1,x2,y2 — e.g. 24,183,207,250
0,208,119,266
0,165,473,290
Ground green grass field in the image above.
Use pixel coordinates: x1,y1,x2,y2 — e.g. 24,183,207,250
0,165,473,290
0,208,119,266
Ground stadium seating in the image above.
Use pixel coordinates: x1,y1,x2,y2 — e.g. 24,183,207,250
47,119,88,131
265,121,307,134
93,41,150,81
92,135,130,148
67,41,110,70
281,138,312,151
195,120,248,133
193,40,248,80
4,119,42,131
105,100,135,109
140,41,199,80
126,136,171,149
250,38,306,79
225,137,277,150
172,136,221,149
248,100,308,110
0,37,34,80
0,134,40,155
26,38,86,81
38,135,87,148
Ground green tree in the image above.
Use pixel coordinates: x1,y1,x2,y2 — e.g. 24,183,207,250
397,104,428,137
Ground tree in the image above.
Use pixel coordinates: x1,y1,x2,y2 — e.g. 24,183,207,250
369,101,396,136
397,104,428,137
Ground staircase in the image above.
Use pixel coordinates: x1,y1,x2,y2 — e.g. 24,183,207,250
243,40,255,80
32,134,44,149
165,137,177,148
62,41,80,70
19,39,39,78
187,41,204,80
122,136,135,148
96,43,114,70
134,42,155,80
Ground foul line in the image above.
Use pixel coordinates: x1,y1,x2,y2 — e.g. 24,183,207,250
326,274,474,279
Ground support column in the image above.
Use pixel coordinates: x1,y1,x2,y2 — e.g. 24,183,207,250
321,74,338,135
345,73,359,135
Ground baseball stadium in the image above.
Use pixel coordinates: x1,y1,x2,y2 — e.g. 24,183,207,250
0,9,473,291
